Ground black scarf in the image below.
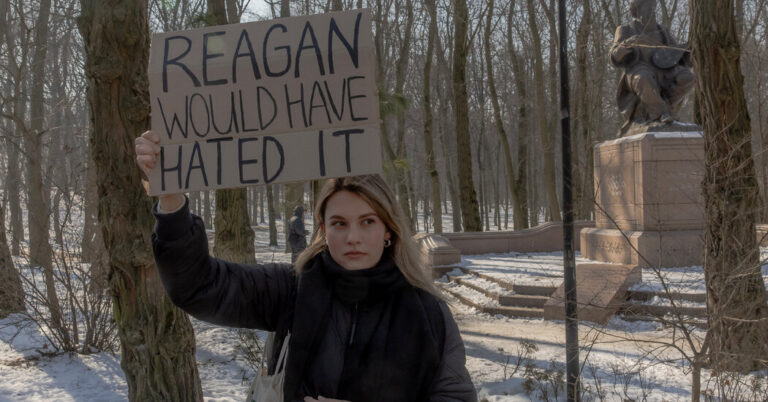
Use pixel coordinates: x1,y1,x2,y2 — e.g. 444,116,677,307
281,252,446,402
321,251,407,305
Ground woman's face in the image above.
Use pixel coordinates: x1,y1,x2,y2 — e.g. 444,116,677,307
322,190,391,271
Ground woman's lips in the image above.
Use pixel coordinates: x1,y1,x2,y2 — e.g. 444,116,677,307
344,251,366,258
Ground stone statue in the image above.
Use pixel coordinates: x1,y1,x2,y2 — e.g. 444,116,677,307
610,0,695,136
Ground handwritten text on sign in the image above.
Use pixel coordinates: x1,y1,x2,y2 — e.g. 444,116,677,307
147,10,381,195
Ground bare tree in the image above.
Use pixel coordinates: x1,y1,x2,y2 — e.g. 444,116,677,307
149,0,205,31
77,0,203,398
422,0,442,233
453,0,482,231
692,0,768,372
26,0,68,341
506,1,530,229
525,0,560,222
0,0,25,256
205,0,258,264
485,0,527,231
267,184,278,247
274,0,307,255
0,204,24,317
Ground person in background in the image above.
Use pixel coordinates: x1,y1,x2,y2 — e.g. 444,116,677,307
288,205,308,263
135,130,477,402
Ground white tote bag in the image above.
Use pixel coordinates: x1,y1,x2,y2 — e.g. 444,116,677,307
246,332,290,402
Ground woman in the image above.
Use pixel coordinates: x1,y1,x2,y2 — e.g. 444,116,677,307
136,131,477,402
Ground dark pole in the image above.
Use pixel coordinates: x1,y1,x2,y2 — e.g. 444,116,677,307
558,0,580,400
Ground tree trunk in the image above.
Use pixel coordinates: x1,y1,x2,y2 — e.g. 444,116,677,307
190,191,199,216
393,0,414,229
692,0,768,372
425,0,461,232
494,153,501,230
28,0,65,338
281,0,291,16
423,0,442,233
82,156,99,263
407,166,418,232
267,185,278,246
452,0,482,232
438,94,462,232
477,142,487,231
373,0,395,190
0,205,24,317
49,36,70,250
276,0,303,253
78,0,203,399
207,0,255,264
3,0,27,258
507,10,530,229
249,187,256,225
259,188,265,223
571,0,591,220
526,0,560,221
3,134,23,256
504,184,510,229
214,190,256,263
203,190,212,227
81,154,109,296
528,147,539,226
691,358,702,402
486,0,525,231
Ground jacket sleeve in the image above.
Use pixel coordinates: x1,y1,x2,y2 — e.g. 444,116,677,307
151,199,296,331
430,302,478,402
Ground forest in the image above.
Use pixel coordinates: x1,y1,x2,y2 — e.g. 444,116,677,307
1,0,768,400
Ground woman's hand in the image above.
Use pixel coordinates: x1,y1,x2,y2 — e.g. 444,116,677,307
135,130,162,176
303,397,350,402
135,130,184,211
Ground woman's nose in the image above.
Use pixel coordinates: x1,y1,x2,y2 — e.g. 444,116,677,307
346,224,361,244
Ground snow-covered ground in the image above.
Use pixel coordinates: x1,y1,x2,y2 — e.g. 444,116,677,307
2,211,768,401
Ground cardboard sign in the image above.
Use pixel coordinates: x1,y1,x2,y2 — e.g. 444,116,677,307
147,9,381,195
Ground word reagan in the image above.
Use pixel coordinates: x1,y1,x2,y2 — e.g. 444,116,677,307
161,13,362,91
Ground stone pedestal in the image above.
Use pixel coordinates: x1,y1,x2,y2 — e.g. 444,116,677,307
414,233,461,278
581,132,704,267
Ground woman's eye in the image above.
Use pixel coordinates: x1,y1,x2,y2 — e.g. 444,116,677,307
330,221,345,227
362,218,376,225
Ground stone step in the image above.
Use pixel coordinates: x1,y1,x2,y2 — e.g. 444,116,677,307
447,275,550,308
512,284,558,297
619,309,708,329
626,290,706,303
498,294,549,308
439,283,543,319
621,302,708,318
459,267,558,296
448,276,500,299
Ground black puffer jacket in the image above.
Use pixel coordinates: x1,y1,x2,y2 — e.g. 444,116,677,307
151,201,477,402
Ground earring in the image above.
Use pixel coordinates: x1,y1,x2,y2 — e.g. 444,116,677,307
384,239,392,248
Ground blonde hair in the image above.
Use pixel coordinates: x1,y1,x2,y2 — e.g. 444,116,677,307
294,175,442,299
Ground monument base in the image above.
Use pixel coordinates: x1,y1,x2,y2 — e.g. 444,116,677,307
543,264,641,324
580,227,703,268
